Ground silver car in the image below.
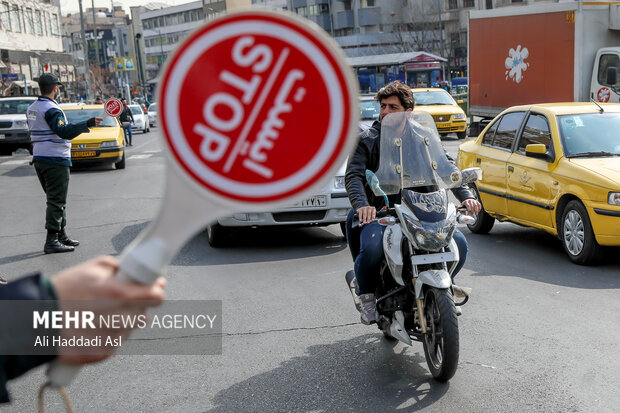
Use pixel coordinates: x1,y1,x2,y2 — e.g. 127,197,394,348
206,163,351,247
147,103,157,127
129,104,150,133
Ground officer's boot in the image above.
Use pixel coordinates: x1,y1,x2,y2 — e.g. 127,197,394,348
58,229,80,246
44,232,74,254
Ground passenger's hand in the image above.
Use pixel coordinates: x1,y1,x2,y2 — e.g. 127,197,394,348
357,206,376,225
50,256,166,365
462,198,481,216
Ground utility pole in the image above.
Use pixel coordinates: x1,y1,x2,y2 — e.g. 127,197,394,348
91,0,101,69
437,0,447,82
78,0,92,102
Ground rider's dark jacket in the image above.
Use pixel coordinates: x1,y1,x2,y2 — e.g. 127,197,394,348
345,121,474,211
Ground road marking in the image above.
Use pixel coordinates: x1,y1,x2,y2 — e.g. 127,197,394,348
128,154,153,160
1,160,29,166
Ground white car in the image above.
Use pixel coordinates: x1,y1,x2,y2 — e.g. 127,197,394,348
359,95,379,132
0,96,37,156
206,163,351,247
147,103,157,127
129,104,149,133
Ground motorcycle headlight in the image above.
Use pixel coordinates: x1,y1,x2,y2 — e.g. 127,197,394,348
453,113,466,120
13,120,28,129
334,176,345,190
609,192,620,206
403,214,454,251
100,140,117,148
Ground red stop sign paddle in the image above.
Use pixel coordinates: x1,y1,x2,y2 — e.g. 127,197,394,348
104,98,123,117
47,10,358,387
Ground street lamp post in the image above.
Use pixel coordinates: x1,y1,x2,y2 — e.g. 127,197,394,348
78,0,92,102
134,33,146,100
91,0,101,69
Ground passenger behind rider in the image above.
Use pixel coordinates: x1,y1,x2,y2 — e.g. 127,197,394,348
344,81,481,325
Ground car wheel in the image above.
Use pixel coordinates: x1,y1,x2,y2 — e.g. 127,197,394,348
115,151,126,170
457,131,467,140
466,186,494,234
207,222,231,248
560,200,602,265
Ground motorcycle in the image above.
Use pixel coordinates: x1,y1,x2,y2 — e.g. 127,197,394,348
345,110,481,382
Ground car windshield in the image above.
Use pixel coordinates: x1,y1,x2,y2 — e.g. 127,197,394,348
64,109,118,127
412,90,456,106
360,98,379,120
148,103,157,112
0,99,34,114
130,106,143,115
558,112,620,157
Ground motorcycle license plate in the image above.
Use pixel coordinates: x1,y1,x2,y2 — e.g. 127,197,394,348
0,134,5,140
292,195,326,208
72,151,96,158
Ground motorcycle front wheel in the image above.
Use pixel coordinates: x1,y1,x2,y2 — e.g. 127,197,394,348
422,287,459,382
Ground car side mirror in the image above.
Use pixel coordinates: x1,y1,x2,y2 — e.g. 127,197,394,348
525,143,553,161
606,66,618,86
461,167,482,184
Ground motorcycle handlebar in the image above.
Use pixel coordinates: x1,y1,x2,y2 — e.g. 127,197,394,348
351,207,395,228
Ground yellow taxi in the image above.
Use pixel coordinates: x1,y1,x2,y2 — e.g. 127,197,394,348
62,104,126,169
411,88,468,139
458,103,620,264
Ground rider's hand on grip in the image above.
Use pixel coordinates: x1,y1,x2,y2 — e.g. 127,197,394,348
356,206,376,225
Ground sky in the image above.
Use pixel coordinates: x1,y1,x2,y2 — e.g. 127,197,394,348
59,0,191,17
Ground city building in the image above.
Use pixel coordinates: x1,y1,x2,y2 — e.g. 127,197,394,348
0,0,73,97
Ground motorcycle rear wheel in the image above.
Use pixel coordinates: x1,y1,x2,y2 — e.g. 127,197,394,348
422,288,459,382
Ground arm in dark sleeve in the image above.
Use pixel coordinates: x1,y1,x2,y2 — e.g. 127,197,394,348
44,108,90,140
0,274,57,404
445,152,475,203
345,138,371,211
129,110,134,123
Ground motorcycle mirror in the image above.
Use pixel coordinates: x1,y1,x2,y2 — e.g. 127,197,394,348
365,169,390,207
461,167,482,185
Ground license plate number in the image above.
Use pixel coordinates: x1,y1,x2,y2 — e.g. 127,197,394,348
436,122,450,129
72,151,96,158
0,134,5,140
293,195,326,208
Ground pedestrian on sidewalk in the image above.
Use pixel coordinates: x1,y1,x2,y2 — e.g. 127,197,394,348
27,73,102,254
119,98,135,146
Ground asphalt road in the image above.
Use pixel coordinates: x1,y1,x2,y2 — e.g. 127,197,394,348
0,131,619,412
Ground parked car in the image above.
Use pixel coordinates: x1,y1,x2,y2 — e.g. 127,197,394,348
458,102,620,265
147,102,157,127
129,104,150,133
0,96,37,156
206,163,351,247
62,104,126,169
411,88,467,139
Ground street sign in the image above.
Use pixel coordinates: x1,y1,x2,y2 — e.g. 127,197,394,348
46,9,358,388
115,57,135,72
104,98,123,117
1,74,19,81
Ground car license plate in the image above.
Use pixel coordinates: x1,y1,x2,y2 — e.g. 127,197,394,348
293,195,326,208
0,134,5,140
72,151,96,158
436,122,450,129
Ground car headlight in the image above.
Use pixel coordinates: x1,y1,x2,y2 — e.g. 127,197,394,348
100,140,117,148
13,120,28,129
609,192,620,206
334,176,345,190
453,113,466,120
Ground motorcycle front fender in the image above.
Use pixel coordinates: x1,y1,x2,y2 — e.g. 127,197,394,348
415,270,451,299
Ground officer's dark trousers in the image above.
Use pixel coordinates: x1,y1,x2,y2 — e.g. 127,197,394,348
34,162,69,233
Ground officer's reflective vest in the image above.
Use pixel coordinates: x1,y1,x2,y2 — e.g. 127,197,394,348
27,98,70,158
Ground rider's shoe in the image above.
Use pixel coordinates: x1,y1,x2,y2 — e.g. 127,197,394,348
456,306,462,316
359,293,378,325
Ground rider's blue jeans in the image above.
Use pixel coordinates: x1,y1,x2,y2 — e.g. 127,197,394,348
345,208,468,295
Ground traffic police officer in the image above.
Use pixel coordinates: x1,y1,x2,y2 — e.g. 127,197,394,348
27,73,102,254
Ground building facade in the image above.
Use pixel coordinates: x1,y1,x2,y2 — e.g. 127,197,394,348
0,0,73,97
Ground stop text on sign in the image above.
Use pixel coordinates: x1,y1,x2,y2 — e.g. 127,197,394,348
193,36,305,179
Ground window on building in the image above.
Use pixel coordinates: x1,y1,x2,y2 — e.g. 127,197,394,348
35,10,43,35
295,7,307,17
45,12,52,36
25,8,33,34
143,19,150,29
308,5,317,15
51,13,59,35
464,0,475,7
486,0,493,9
450,32,459,46
11,5,21,32
1,3,11,31
448,0,458,9
512,0,524,2
343,0,352,10
361,0,375,7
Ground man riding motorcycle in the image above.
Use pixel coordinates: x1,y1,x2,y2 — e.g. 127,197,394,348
344,81,481,325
